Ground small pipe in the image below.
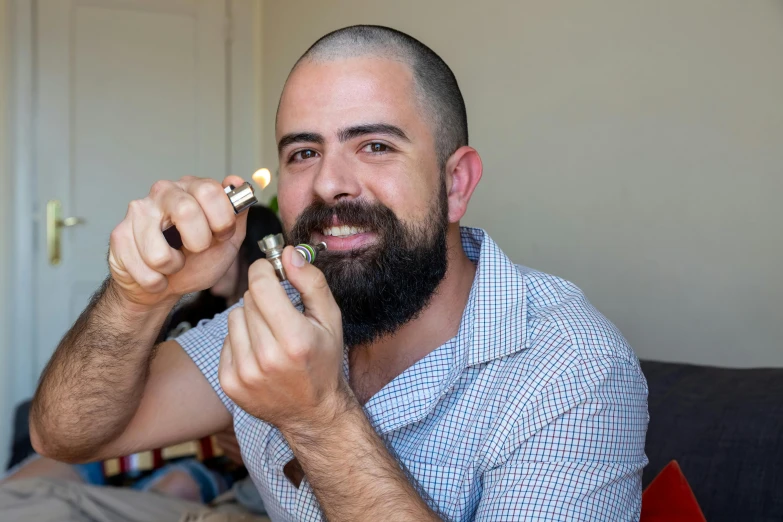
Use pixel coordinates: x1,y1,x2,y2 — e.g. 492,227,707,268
258,234,327,282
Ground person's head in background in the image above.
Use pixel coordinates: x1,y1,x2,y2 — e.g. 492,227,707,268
210,204,284,306
161,205,282,342
277,25,482,348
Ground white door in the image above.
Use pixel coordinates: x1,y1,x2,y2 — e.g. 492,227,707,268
33,0,228,379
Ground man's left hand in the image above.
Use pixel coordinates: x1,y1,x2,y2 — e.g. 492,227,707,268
218,246,348,433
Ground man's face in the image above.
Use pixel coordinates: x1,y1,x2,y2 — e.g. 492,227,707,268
276,56,450,347
276,56,441,245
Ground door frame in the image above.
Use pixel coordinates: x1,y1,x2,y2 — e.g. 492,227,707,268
1,0,20,469
6,0,36,441
4,0,262,423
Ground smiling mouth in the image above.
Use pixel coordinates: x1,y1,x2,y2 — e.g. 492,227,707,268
321,225,370,238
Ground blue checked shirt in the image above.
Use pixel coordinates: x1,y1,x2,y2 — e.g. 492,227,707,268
177,227,649,521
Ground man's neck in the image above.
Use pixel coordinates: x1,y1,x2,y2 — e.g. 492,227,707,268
349,226,477,405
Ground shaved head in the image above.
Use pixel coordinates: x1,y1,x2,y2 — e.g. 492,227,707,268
281,25,468,168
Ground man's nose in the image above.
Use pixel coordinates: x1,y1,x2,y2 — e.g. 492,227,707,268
312,153,361,204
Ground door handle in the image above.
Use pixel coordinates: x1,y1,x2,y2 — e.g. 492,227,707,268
47,200,85,266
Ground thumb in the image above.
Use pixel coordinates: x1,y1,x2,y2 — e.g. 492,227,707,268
282,246,340,327
222,175,247,189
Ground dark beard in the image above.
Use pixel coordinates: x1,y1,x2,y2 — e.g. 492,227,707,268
287,184,449,348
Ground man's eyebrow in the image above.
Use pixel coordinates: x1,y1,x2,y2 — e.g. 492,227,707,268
277,132,325,155
337,123,410,143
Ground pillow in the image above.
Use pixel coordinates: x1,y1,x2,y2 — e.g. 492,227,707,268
640,460,706,522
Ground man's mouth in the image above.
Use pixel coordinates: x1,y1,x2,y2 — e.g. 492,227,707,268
321,225,369,238
313,225,376,251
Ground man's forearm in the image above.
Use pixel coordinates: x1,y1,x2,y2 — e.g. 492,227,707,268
281,389,442,522
30,277,176,462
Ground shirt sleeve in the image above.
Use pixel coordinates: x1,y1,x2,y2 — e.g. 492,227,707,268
175,301,243,416
474,355,649,521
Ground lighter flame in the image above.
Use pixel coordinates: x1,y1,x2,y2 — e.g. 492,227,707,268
252,168,271,189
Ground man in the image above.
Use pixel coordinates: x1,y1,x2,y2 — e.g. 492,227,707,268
30,25,648,521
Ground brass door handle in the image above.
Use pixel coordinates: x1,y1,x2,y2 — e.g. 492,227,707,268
47,200,85,265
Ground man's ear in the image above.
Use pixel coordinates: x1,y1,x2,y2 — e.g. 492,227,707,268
443,146,483,223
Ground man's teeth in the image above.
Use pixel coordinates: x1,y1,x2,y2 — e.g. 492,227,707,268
322,226,368,237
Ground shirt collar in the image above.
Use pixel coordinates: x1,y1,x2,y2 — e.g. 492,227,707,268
456,227,529,369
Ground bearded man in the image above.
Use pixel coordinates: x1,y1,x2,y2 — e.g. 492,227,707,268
30,25,648,522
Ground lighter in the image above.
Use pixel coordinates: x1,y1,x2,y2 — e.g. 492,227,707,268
258,233,327,282
163,182,257,249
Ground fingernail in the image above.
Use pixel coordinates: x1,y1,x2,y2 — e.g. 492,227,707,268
291,250,305,267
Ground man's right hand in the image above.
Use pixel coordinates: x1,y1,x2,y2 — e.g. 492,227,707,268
108,175,249,308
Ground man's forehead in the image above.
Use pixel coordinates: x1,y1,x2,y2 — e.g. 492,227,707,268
276,56,420,137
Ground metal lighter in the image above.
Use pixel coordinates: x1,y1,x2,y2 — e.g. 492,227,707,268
163,182,257,250
258,233,327,282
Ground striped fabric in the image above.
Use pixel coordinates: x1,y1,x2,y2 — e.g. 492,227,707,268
178,227,649,521
102,436,224,478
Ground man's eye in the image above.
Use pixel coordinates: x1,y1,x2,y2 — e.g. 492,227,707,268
290,149,319,163
363,142,390,154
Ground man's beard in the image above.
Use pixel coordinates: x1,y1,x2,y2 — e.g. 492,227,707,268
287,183,449,348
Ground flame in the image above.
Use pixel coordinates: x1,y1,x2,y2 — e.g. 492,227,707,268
252,168,271,190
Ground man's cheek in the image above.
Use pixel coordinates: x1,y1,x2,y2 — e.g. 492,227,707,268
280,212,297,234
276,184,302,226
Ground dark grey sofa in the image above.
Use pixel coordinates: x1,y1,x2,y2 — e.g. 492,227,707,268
641,360,783,522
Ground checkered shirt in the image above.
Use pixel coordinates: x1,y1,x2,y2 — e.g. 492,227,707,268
177,227,649,521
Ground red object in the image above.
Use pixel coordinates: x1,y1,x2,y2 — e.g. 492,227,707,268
640,461,706,522
152,448,163,469
199,436,214,460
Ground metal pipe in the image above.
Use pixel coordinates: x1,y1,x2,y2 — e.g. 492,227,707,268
258,233,327,282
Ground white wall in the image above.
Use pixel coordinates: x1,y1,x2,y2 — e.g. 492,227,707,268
1,0,13,468
259,0,783,367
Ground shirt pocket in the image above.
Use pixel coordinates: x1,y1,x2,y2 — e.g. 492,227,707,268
400,459,471,521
